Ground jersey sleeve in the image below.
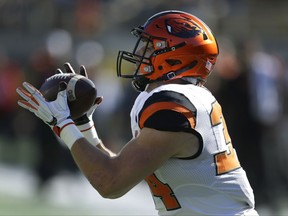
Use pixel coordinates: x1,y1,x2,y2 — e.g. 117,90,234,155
138,90,197,132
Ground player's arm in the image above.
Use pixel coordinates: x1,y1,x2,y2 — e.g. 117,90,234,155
16,82,200,199
70,126,199,198
70,91,201,198
76,120,116,157
57,63,116,157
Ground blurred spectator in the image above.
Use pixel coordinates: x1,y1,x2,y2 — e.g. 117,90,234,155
26,48,78,187
245,40,287,209
74,0,103,37
0,52,24,138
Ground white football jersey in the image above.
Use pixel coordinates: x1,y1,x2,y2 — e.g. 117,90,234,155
130,83,257,216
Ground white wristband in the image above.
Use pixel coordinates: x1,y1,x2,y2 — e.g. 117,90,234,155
59,121,84,149
77,121,101,146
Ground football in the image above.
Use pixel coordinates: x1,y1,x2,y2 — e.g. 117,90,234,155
39,73,97,119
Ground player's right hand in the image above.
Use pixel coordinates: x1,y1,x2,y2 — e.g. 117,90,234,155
16,82,72,131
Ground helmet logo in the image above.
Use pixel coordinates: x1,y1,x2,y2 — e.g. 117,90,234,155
165,18,207,39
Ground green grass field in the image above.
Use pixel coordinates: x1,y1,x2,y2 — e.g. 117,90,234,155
0,194,95,216
0,164,156,216
0,164,286,216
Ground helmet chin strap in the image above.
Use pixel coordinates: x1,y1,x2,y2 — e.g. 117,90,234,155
132,60,199,92
132,76,150,92
154,60,198,82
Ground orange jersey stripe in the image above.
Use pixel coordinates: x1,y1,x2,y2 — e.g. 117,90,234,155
139,101,196,129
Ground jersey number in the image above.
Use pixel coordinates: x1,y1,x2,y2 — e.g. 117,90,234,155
210,101,241,175
145,174,181,211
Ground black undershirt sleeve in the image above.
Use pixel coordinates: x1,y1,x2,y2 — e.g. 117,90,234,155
143,109,191,132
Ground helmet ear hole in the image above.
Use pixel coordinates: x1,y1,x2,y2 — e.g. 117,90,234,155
166,59,182,66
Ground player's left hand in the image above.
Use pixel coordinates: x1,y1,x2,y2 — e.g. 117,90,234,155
16,81,72,131
57,62,103,125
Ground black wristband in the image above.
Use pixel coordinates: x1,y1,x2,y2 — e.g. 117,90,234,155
73,115,90,125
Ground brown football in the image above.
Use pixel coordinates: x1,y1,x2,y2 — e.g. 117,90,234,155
39,73,97,119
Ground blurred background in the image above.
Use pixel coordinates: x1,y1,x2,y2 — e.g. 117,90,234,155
0,0,288,215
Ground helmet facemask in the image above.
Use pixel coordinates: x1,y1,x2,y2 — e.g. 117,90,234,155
117,27,169,91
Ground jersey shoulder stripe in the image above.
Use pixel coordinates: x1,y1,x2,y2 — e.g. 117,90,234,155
139,101,195,129
141,90,197,113
138,90,197,129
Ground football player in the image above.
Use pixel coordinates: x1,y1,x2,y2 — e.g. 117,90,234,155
17,10,258,215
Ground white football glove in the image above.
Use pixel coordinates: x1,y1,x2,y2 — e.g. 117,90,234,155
17,81,84,150
16,82,72,134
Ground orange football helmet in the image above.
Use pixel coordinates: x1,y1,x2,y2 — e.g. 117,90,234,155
117,10,219,91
